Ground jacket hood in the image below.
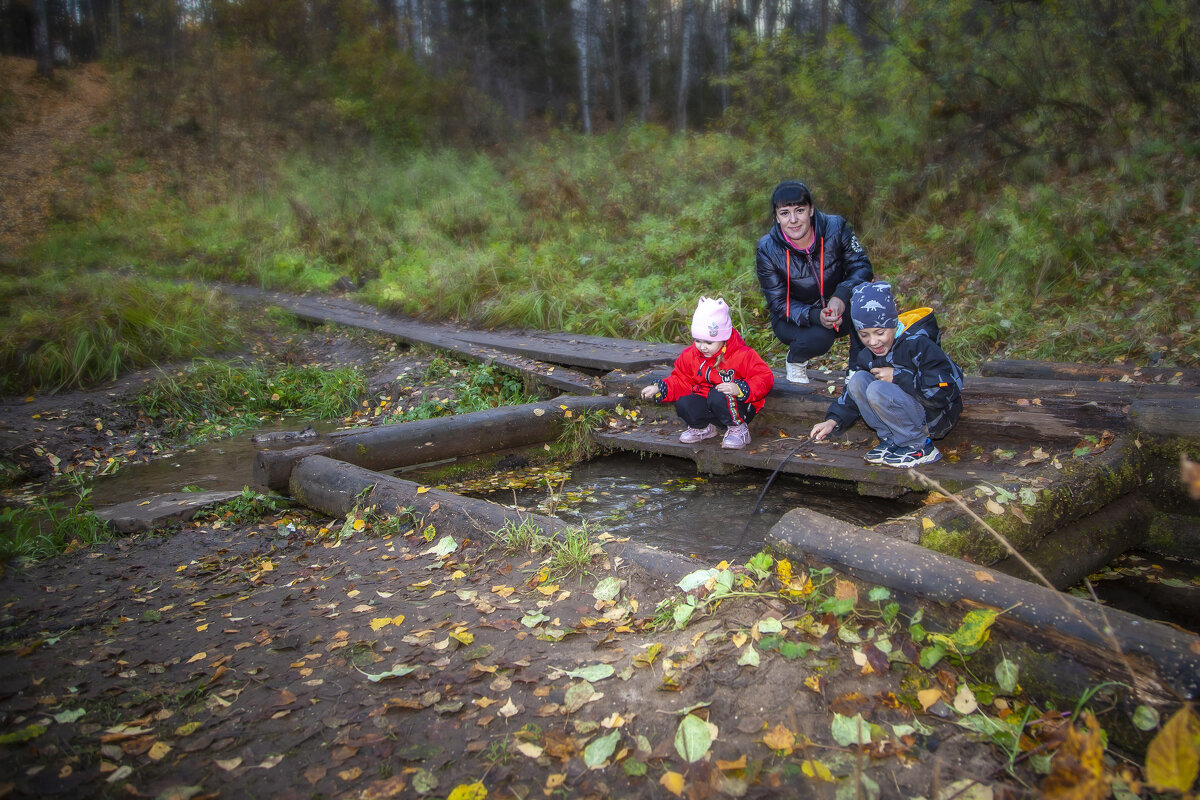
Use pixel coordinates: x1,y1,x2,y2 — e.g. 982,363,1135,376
897,307,940,344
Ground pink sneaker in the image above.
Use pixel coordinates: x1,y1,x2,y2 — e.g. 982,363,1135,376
679,424,718,444
721,423,751,449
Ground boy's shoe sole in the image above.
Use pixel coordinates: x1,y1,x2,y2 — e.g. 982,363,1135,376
883,444,941,469
864,440,893,464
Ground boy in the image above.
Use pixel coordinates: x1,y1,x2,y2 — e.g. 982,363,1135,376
641,297,775,450
809,281,963,468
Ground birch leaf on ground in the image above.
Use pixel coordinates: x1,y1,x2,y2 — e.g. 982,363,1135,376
677,569,718,592
674,713,713,763
737,645,760,667
583,729,621,768
357,664,417,682
660,771,686,796
563,682,596,713
592,577,624,602
831,713,872,746
564,663,615,682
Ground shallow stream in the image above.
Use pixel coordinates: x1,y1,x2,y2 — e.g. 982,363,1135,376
451,452,918,561
87,427,1199,633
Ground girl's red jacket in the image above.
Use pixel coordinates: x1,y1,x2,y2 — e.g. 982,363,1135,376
660,328,775,412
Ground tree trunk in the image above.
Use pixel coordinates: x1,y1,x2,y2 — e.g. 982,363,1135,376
715,0,729,113
608,0,623,126
573,0,593,133
675,0,694,130
633,0,649,122
34,0,53,77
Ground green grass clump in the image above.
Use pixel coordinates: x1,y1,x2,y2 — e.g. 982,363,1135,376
199,487,288,525
0,272,242,395
137,358,366,443
0,476,113,566
384,358,540,423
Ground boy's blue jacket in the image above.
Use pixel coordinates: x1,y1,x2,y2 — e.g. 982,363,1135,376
825,308,964,439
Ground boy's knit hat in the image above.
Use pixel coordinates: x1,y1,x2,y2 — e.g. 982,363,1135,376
691,296,733,342
851,282,899,330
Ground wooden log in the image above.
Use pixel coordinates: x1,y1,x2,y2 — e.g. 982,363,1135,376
767,507,1200,715
287,455,707,586
288,455,572,538
870,437,1146,564
1129,398,1200,441
989,494,1155,588
981,358,1200,387
254,395,619,492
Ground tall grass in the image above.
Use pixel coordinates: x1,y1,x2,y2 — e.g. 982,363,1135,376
138,358,366,443
6,27,1198,389
0,271,242,394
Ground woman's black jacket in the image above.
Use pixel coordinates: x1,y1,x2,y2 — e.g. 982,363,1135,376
755,210,874,328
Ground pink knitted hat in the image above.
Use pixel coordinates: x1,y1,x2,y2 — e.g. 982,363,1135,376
691,296,733,342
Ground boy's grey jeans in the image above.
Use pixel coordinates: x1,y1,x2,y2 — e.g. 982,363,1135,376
845,370,928,447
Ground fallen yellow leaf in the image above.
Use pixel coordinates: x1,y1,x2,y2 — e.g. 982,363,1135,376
716,754,747,771
660,771,686,796
917,688,943,710
762,724,796,754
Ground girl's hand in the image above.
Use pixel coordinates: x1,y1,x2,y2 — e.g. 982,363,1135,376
640,384,660,400
809,419,837,441
870,367,894,383
715,382,741,397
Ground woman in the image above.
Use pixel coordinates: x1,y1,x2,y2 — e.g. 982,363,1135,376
755,181,874,383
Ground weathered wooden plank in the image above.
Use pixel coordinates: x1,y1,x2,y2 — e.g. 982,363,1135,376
223,284,675,373
593,422,1021,495
255,395,619,492
451,329,678,372
869,437,1146,565
605,368,1123,443
981,358,1200,387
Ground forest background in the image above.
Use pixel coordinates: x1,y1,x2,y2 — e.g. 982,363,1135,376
0,0,1198,396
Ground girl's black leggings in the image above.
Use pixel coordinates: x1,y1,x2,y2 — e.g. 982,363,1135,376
675,389,756,429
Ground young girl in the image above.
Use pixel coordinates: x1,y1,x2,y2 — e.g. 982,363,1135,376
641,297,775,450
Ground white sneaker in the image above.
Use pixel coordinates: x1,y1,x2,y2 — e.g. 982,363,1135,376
786,361,809,384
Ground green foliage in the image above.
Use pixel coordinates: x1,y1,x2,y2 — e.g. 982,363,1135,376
200,487,287,525
0,475,113,565
383,359,537,423
544,525,598,583
0,272,242,394
7,0,1198,380
492,518,549,554
137,358,366,443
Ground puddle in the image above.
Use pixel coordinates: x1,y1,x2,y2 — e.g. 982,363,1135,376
1075,552,1200,635
451,452,921,560
88,419,341,508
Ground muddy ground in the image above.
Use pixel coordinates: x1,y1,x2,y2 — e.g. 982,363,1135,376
0,329,1065,799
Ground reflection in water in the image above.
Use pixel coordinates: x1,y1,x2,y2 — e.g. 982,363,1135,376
88,419,340,508
463,453,920,560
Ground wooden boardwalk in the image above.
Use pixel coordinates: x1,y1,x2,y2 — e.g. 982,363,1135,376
230,284,1200,574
